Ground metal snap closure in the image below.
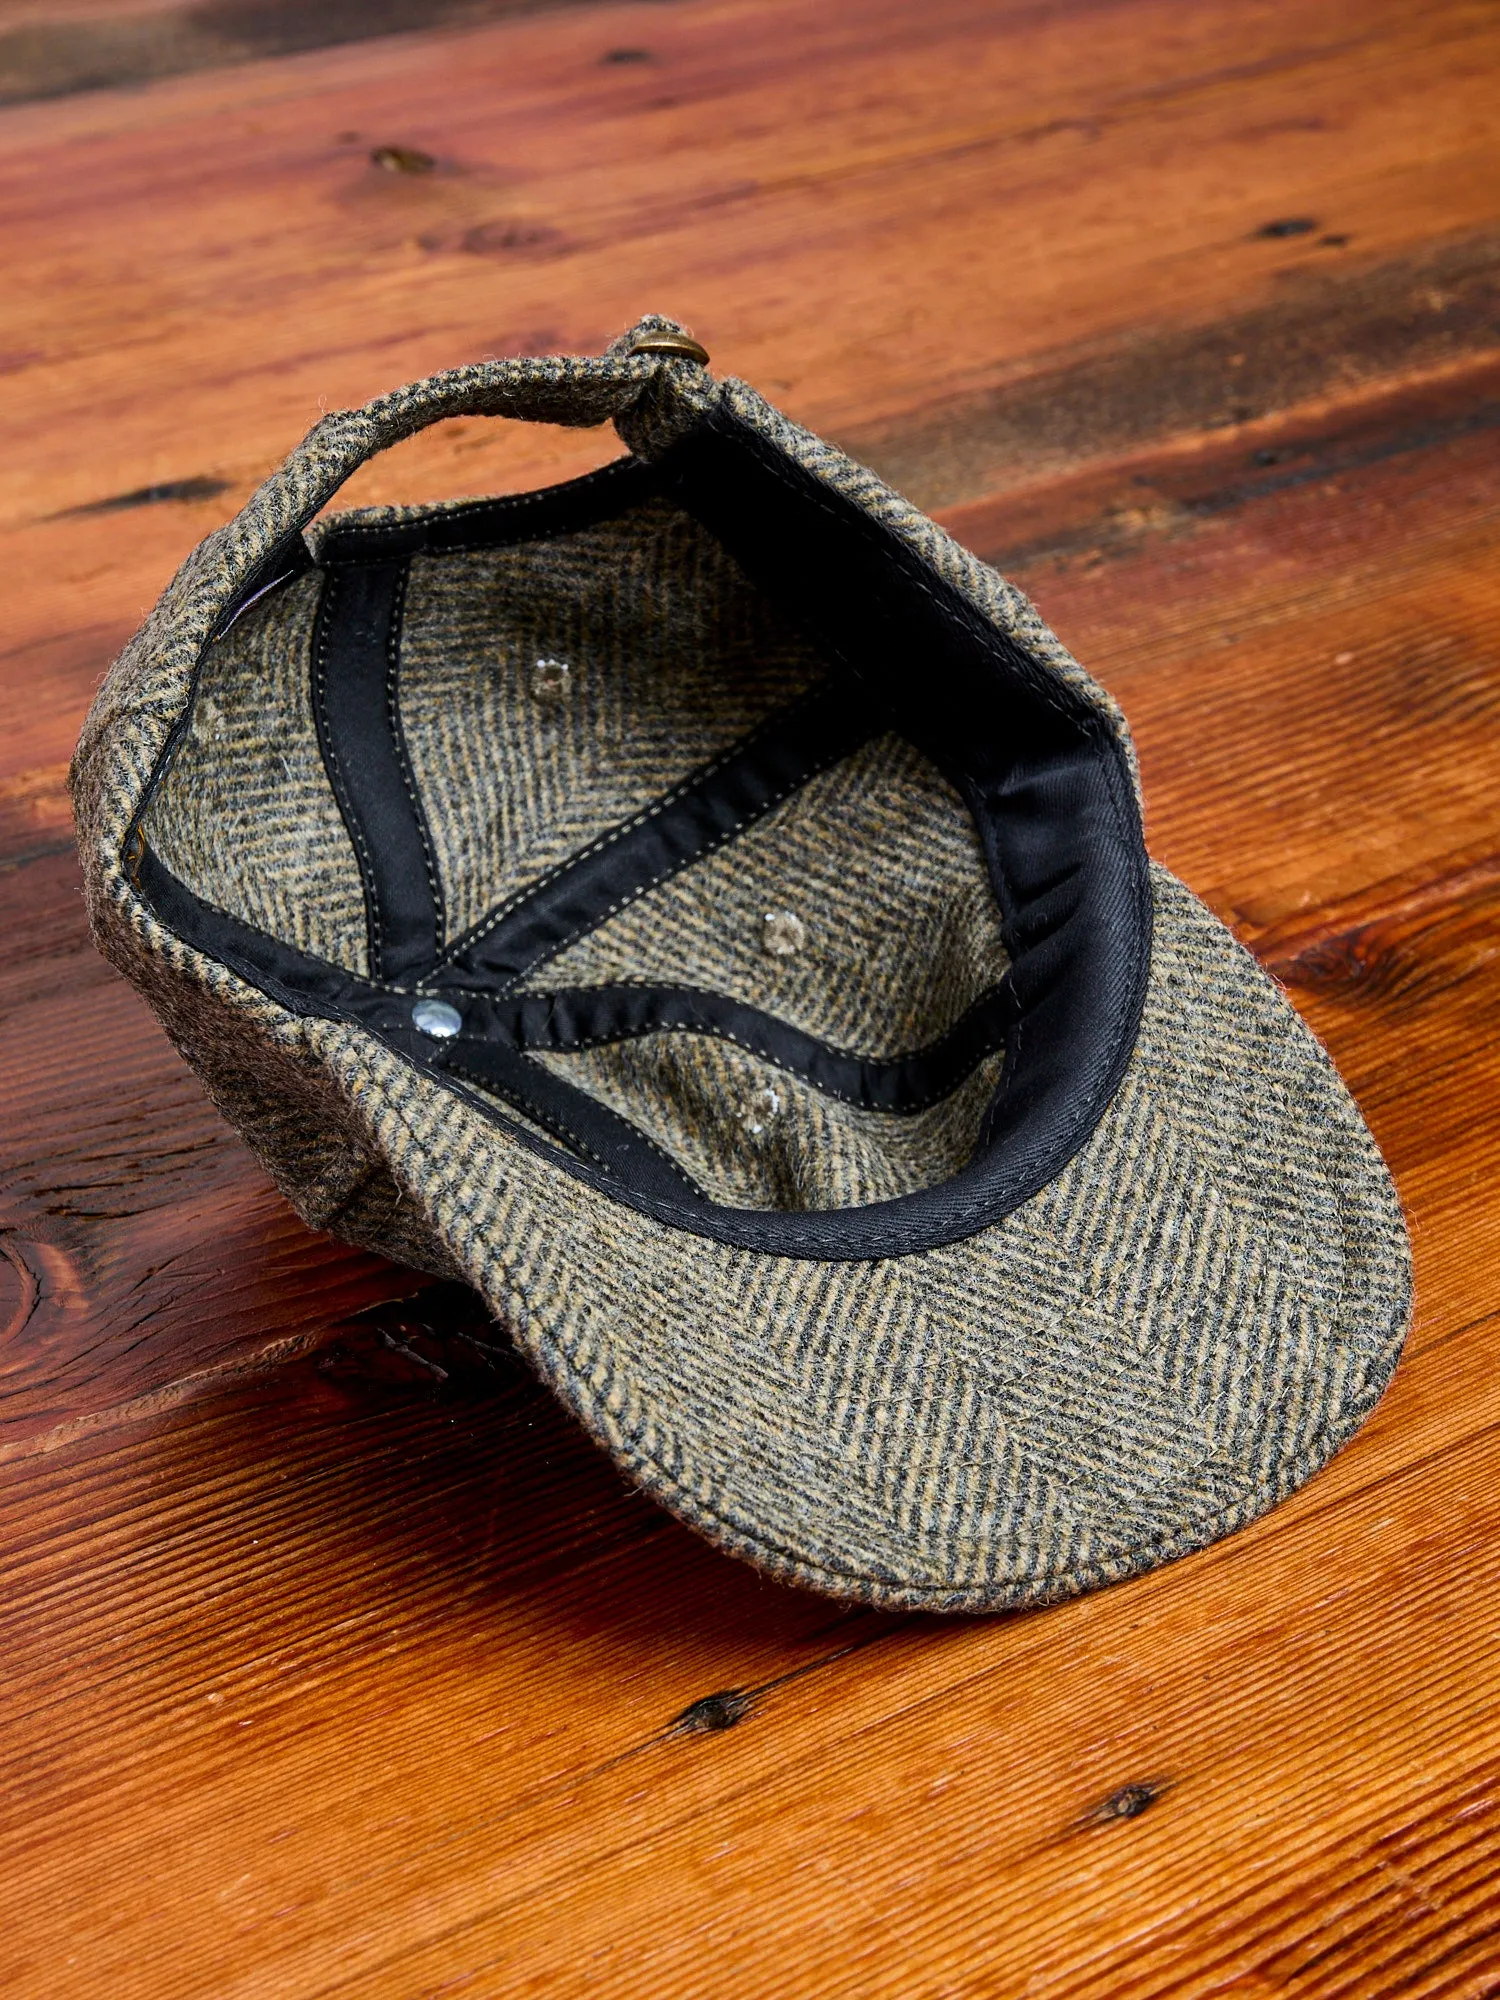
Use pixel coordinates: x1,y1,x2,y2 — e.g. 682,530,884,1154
411,998,463,1039
627,331,710,365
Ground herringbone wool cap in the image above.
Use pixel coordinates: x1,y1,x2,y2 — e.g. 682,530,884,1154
72,317,1412,1611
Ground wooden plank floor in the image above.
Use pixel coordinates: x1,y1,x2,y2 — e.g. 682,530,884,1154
2,2,1498,1992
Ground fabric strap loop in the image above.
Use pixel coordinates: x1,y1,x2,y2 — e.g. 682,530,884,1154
199,316,711,643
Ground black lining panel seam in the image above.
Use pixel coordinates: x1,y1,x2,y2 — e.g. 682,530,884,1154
133,841,1009,1116
536,1018,1006,1114
384,562,447,949
444,1058,611,1173
137,683,881,1018
435,677,868,982
509,981,1013,1114
311,554,445,983
433,675,839,970
480,728,864,987
442,1048,709,1202
311,565,386,973
131,823,1145,1257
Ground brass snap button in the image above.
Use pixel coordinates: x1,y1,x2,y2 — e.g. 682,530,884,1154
627,331,710,365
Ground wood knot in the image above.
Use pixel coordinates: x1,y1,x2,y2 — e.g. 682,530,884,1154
1271,927,1405,999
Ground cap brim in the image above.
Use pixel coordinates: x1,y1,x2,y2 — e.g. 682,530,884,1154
301,863,1410,1612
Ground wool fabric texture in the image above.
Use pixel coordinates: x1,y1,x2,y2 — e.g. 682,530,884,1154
70,317,1412,1610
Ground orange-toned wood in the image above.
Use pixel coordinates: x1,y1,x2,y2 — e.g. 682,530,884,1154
1,2,1498,1994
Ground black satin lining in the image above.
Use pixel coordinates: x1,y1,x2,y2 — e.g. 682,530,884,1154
490,982,1014,1113
316,454,659,562
132,426,1153,1261
311,556,444,983
132,843,1004,1199
136,842,1008,1120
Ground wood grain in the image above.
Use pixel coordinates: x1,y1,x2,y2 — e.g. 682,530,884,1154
1,0,1498,1993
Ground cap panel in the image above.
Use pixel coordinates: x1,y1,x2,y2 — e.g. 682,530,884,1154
530,733,1011,1062
396,498,824,944
142,572,370,974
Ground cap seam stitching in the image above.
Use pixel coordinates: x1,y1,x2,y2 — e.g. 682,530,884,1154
311,567,386,972
385,559,448,954
433,678,851,977
527,996,1009,1115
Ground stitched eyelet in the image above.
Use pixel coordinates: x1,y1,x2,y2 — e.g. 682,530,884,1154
532,657,571,702
761,910,806,958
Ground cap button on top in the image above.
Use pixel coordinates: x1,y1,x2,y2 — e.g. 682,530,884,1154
627,331,710,365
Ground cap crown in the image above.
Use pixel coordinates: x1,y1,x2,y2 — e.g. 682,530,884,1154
91,323,1150,1260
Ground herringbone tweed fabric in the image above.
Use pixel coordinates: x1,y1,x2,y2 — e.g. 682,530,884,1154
531,1037,1009,1210
398,502,823,943
146,573,369,971
533,734,1010,1059
69,317,1412,1610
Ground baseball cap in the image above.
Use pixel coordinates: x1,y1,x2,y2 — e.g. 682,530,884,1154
71,317,1411,1609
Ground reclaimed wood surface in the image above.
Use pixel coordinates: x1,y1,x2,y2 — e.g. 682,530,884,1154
2,1,1499,1992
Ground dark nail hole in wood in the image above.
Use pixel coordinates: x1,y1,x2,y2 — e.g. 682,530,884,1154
371,144,436,174
602,46,652,63
1084,1778,1168,1825
673,1688,754,1734
1256,217,1318,238
1320,233,1351,247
